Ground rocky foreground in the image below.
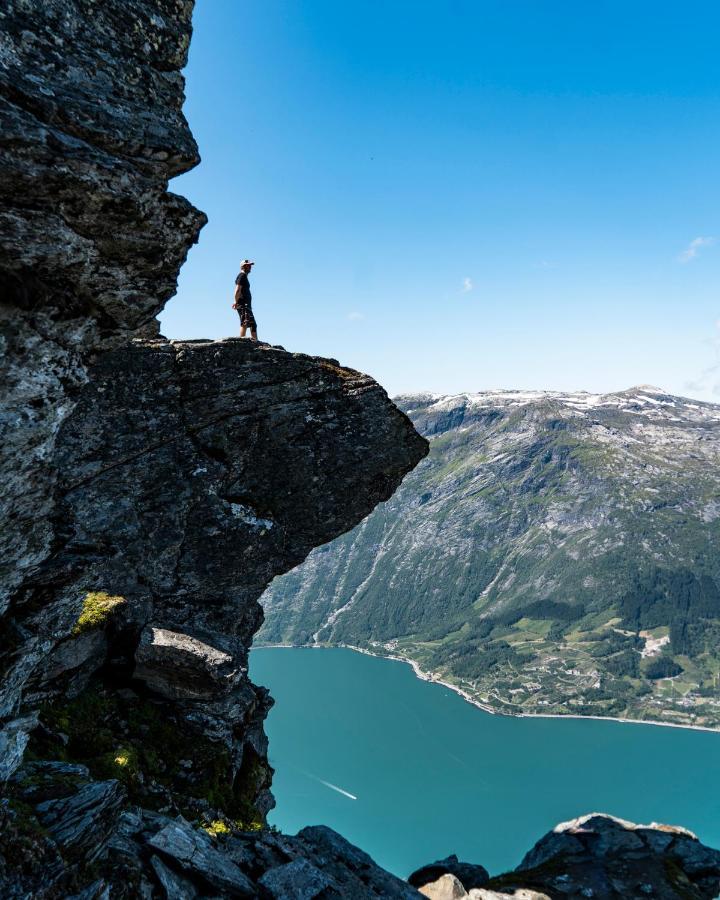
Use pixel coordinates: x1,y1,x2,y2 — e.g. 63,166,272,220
2,1,720,898
412,814,720,900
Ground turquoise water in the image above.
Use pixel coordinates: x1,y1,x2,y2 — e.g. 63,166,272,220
250,647,720,878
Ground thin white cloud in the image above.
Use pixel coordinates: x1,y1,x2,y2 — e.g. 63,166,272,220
462,277,473,293
678,236,715,263
347,311,364,321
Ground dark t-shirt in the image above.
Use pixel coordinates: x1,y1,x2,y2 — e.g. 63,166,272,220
235,271,252,305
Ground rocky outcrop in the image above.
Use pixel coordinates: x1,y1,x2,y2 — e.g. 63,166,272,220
411,815,720,900
0,334,426,892
410,855,490,892
0,0,206,618
0,0,429,893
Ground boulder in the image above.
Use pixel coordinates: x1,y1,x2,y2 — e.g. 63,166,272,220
35,779,125,861
258,857,334,898
491,812,720,899
150,854,199,900
134,626,240,700
409,854,490,890
0,714,37,781
296,825,420,898
148,818,255,897
418,873,468,899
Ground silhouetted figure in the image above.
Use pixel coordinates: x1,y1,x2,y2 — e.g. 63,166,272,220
233,259,257,341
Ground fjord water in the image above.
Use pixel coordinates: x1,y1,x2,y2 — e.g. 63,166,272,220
251,647,720,878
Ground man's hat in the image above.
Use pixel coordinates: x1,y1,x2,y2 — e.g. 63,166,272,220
240,259,255,266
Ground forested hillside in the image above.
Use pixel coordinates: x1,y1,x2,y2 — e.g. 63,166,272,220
259,387,720,727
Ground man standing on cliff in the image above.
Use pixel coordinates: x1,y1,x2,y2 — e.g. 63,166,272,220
233,259,258,341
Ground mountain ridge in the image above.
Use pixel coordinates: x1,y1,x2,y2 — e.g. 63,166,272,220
260,384,720,729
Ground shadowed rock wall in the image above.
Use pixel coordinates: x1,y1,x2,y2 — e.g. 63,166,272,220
0,3,430,893
0,0,206,616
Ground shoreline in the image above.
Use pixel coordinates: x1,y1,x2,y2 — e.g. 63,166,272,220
255,642,720,735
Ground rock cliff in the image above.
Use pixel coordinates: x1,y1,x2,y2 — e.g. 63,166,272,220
1,0,206,620
0,0,429,892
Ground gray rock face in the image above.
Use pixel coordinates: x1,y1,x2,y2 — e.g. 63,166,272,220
0,0,206,626
35,779,126,861
134,626,241,700
21,338,424,820
0,714,37,781
409,854,490,891
149,819,256,896
0,0,428,894
258,857,334,898
497,813,720,899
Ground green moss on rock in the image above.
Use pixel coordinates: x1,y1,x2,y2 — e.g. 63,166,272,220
72,592,126,636
33,683,270,825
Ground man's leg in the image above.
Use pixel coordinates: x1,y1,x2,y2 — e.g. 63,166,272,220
240,325,247,337
250,328,258,342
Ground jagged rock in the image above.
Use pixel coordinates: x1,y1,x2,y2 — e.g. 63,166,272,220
409,854,489,890
67,880,112,900
41,630,109,690
148,818,256,897
1,0,428,895
34,337,425,814
486,813,720,899
0,714,37,781
294,825,420,897
150,854,199,900
134,626,240,700
0,796,66,899
258,857,334,898
0,0,206,631
35,779,126,861
418,873,468,899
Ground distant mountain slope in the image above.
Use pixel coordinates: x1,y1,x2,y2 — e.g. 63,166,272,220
259,387,720,727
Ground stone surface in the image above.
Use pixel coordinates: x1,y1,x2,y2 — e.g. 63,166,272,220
32,338,425,817
484,813,720,899
418,873,469,899
0,0,206,694
149,818,256,896
0,714,37,781
150,854,199,899
134,626,241,700
0,1,429,892
469,891,550,900
258,857,334,898
35,779,126,861
410,853,490,891
294,825,420,898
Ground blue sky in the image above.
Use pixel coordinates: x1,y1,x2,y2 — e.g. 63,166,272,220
161,1,720,401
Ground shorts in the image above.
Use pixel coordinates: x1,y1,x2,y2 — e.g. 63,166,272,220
237,304,257,329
